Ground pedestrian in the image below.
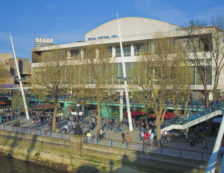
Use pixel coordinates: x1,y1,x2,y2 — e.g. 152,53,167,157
144,133,148,144
86,131,92,143
121,132,125,143
64,124,69,134
140,130,144,141
184,130,189,142
190,135,194,147
202,138,208,151
99,128,104,141
164,130,168,144
48,119,52,129
125,132,132,143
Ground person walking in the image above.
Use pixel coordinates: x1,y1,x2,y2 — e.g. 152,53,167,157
121,132,125,143
140,130,144,141
125,132,132,143
202,137,208,151
99,128,104,141
64,124,69,134
86,131,92,143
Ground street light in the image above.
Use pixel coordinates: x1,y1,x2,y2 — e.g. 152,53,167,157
76,103,80,122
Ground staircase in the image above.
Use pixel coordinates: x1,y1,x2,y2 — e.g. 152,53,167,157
161,103,224,132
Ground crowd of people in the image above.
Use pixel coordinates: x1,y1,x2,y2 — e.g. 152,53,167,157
0,108,20,124
0,106,221,154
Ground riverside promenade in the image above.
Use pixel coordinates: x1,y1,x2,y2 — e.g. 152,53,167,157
0,113,221,173
0,114,218,162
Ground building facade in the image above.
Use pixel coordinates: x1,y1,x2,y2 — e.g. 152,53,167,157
31,17,224,101
0,53,31,93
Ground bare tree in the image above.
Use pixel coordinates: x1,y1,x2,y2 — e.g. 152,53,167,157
130,35,189,144
32,49,69,132
184,17,224,106
74,45,116,131
211,17,224,101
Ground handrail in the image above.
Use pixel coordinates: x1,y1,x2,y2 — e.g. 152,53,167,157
162,103,224,131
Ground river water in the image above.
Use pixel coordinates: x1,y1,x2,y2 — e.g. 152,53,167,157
0,153,188,173
0,154,65,173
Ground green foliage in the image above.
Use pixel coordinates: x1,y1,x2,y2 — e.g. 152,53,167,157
11,92,24,112
13,120,20,126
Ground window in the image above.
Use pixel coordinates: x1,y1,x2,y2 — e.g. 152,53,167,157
123,45,131,56
187,66,195,85
126,63,132,82
107,47,112,57
71,50,80,59
135,43,150,55
134,45,141,56
116,45,130,57
116,47,121,57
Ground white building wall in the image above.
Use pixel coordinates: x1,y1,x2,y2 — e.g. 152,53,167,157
85,17,180,41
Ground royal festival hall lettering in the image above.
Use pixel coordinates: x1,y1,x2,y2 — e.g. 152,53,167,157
88,35,118,41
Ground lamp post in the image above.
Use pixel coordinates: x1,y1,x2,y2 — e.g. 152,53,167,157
204,56,208,108
76,103,80,122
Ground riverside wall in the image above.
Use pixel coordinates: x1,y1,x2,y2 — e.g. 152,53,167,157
0,130,210,173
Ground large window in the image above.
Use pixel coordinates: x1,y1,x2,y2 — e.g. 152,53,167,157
134,45,142,56
123,45,131,56
71,50,80,59
195,66,212,85
187,66,195,85
116,47,121,57
134,44,148,55
107,47,112,57
115,45,131,57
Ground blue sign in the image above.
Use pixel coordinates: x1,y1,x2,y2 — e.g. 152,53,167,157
0,84,14,88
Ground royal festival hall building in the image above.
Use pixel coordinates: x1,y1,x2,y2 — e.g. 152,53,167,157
31,17,224,117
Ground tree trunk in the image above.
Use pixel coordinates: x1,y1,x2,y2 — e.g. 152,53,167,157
184,93,190,117
204,90,209,109
52,100,58,132
213,88,219,102
156,119,161,145
96,99,101,131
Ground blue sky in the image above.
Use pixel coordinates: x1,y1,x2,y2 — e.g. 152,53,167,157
0,0,223,61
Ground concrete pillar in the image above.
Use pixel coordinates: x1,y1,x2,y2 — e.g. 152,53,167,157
131,44,134,56
67,50,71,59
81,49,85,59
71,135,82,155
112,46,116,58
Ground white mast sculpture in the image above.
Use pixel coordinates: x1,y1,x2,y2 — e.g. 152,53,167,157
116,14,133,131
10,33,30,120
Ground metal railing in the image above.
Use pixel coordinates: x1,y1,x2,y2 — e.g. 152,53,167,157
162,102,224,129
0,123,212,162
83,136,211,161
0,124,71,140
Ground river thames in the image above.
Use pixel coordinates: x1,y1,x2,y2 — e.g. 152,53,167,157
0,154,65,173
0,153,193,173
